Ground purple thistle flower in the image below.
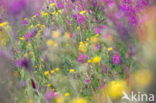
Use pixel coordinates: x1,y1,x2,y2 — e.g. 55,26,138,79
16,58,32,71
72,14,86,24
77,54,88,63
112,55,122,64
57,2,64,9
24,28,38,41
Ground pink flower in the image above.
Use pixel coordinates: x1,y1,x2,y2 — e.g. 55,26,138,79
94,28,101,34
112,54,122,64
73,14,86,24
57,2,64,9
84,79,90,84
77,54,88,63
45,91,59,102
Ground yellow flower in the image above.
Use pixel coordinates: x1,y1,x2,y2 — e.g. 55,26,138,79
41,11,48,16
57,10,61,13
0,28,10,46
77,26,80,30
79,41,88,53
50,3,56,7
25,99,33,103
46,40,58,47
19,37,25,41
55,67,60,71
51,11,56,15
80,10,87,15
134,69,153,87
44,71,49,76
34,65,38,69
64,92,70,96
90,36,99,43
91,56,101,63
52,31,60,38
70,69,75,73
107,47,113,51
47,84,52,87
95,34,100,37
50,70,55,73
70,98,88,103
105,80,128,99
64,32,70,39
56,95,64,103
0,22,8,27
87,59,92,63
28,25,34,29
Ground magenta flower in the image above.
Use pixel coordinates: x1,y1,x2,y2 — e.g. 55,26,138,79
112,55,122,64
84,79,90,84
57,2,64,9
36,12,41,16
24,28,38,41
94,44,100,51
16,58,32,71
45,91,59,102
94,28,101,34
22,19,29,25
73,14,86,24
77,54,88,63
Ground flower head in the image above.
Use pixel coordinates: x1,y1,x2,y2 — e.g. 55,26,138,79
73,14,86,24
94,28,101,34
57,2,64,9
112,54,122,64
45,91,59,102
84,79,90,84
70,98,88,103
92,56,101,64
16,58,32,71
105,80,127,99
77,54,88,63
24,28,38,41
